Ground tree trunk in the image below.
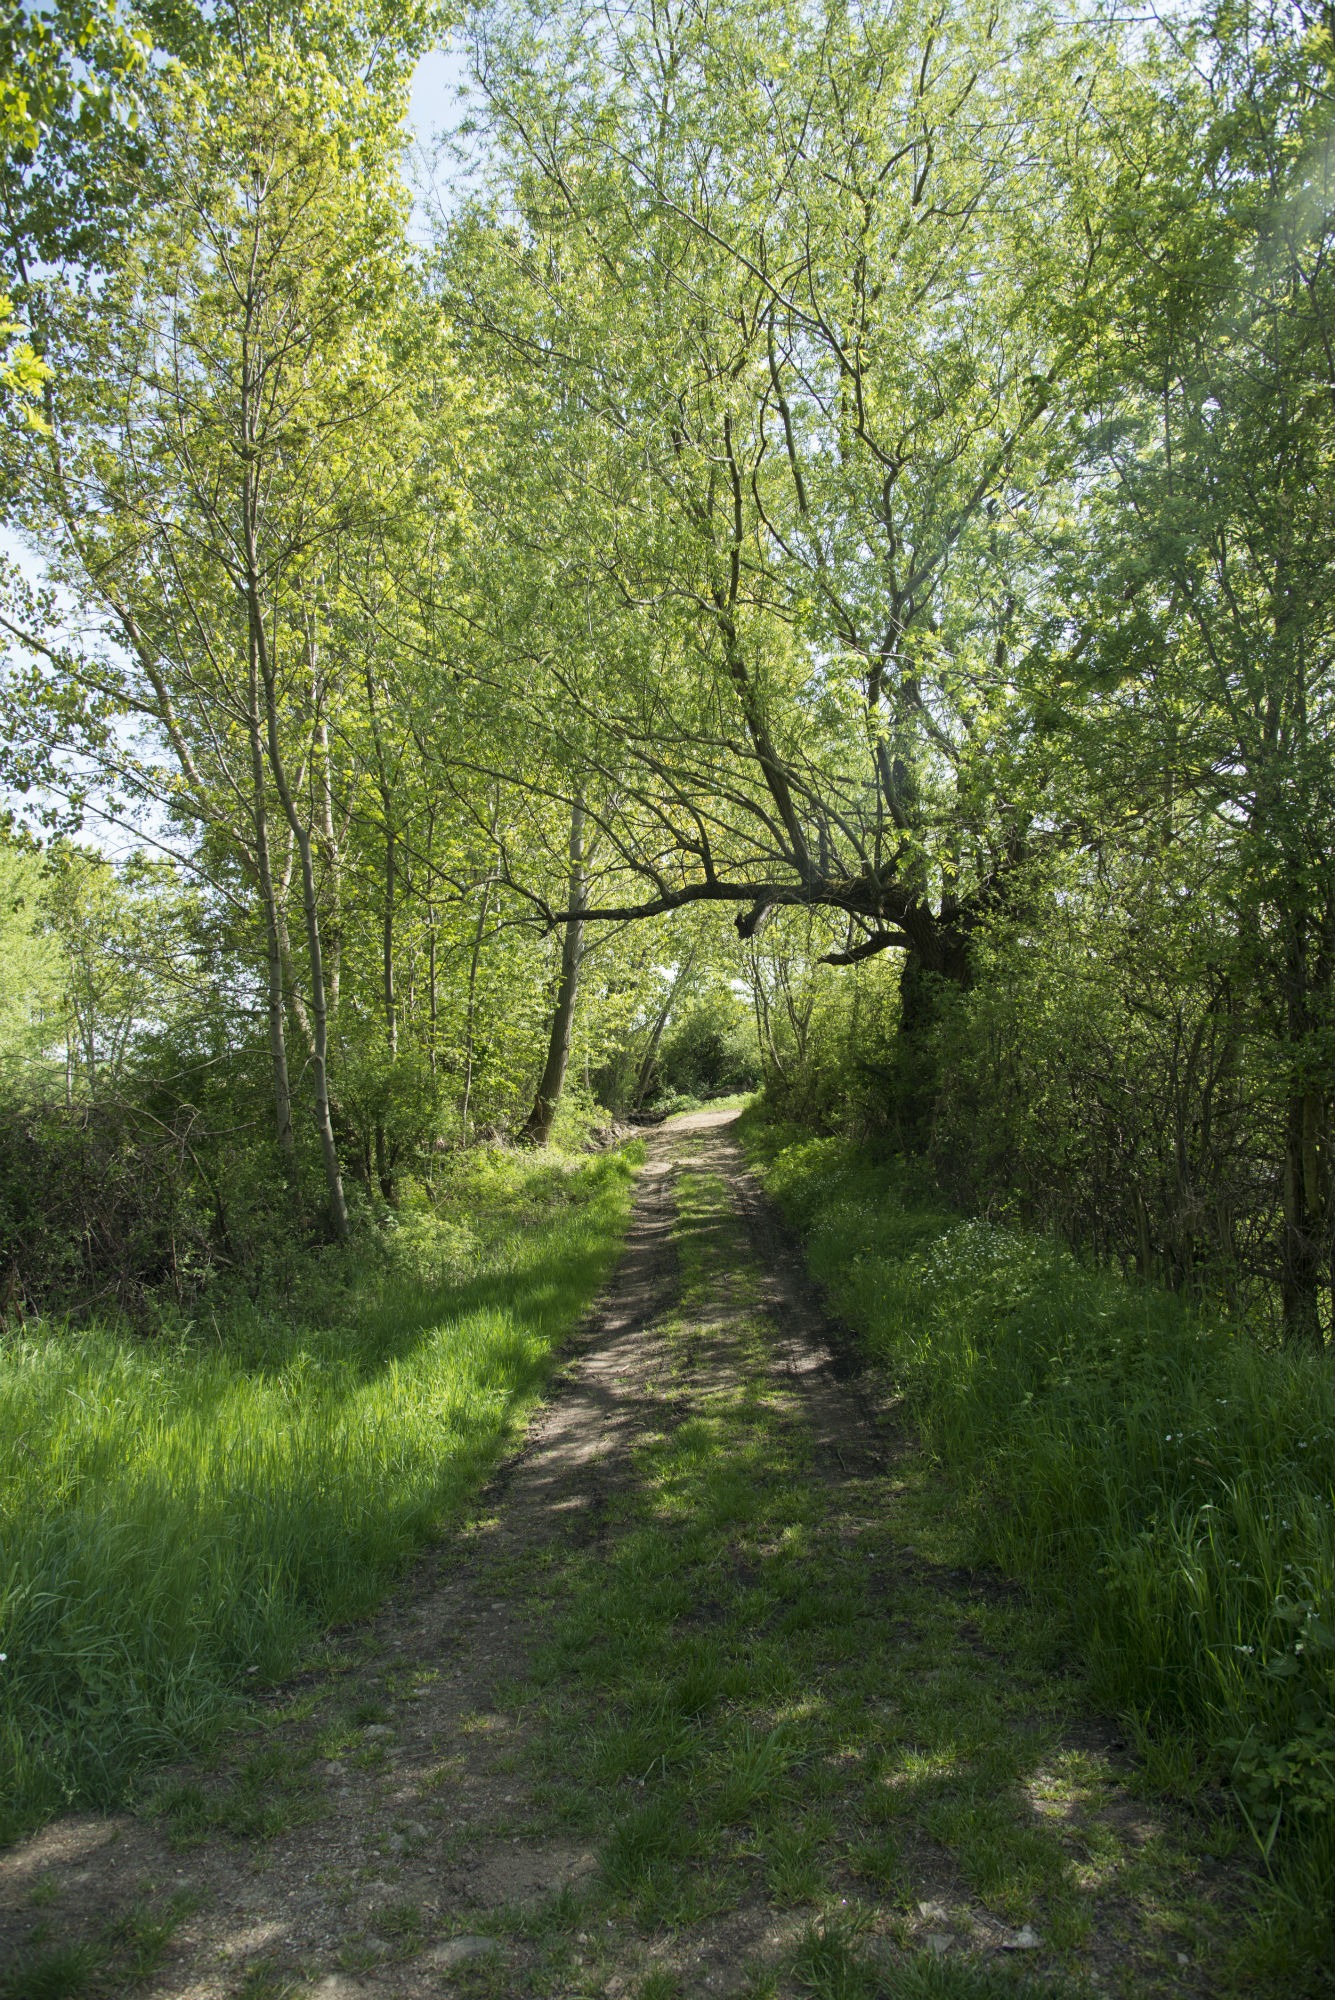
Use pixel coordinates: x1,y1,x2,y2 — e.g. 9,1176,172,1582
1279,913,1330,1346
521,800,587,1146
460,874,493,1141
892,933,972,1156
1281,1089,1323,1344
313,704,341,1015
278,762,349,1239
249,619,349,1241
383,824,397,1057
424,806,438,1079
240,312,347,1240
427,917,438,1076
374,1122,395,1205
461,794,502,1141
632,947,696,1111
247,658,298,1180
744,944,785,1084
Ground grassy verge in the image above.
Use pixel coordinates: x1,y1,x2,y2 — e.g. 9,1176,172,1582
738,1110,1335,1989
0,1142,641,1845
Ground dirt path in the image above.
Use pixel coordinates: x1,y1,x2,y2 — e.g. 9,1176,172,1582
1,1113,1244,2000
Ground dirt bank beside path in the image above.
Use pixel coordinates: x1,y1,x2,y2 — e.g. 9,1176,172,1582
1,1112,1245,2000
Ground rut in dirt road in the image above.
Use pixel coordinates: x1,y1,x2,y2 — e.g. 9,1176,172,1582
1,1112,1245,2000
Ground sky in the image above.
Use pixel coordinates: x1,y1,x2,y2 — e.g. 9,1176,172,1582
409,43,472,144
405,42,474,238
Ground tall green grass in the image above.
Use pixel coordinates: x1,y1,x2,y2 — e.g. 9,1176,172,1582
0,1145,640,1842
740,1118,1334,1905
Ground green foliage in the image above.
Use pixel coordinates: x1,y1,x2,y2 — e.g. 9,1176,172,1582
0,1096,230,1318
0,840,62,1088
3,0,1329,1316
651,994,760,1106
0,293,49,437
741,1113,1334,1910
922,847,1297,1324
0,1142,639,1841
0,3,1327,1941
0,2,144,161
333,1032,448,1197
741,921,903,1136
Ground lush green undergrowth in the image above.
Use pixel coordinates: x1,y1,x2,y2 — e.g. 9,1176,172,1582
0,1143,641,1844
739,1112,1334,1971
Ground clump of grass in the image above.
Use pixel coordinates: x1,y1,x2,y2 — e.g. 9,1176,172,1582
0,1937,100,2000
790,1914,1080,2000
740,1114,1334,1968
0,1144,640,1843
0,1890,194,2000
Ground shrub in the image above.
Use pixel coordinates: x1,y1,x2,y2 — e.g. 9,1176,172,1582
652,996,761,1104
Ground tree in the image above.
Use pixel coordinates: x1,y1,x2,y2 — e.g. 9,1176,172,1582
3,24,425,1235
443,0,1132,1005
520,795,589,1143
1059,0,1335,1340
1,0,147,470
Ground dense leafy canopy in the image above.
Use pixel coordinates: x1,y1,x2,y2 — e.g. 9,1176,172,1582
0,0,1329,1342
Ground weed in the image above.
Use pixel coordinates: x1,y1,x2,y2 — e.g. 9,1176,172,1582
106,1892,195,1981
764,1820,828,1902
884,1960,1077,1998
712,1724,795,1823
374,1899,424,1939
0,1888,193,2000
636,1971,684,2000
601,1794,683,1895
334,1941,384,1974
848,1830,901,1892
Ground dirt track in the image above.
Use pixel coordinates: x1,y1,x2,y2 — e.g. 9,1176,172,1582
0,1112,1239,2000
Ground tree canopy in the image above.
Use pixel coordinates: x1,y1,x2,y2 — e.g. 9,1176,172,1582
0,0,1330,1339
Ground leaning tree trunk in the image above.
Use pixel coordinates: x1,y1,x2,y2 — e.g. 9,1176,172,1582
521,801,587,1147
632,946,697,1112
